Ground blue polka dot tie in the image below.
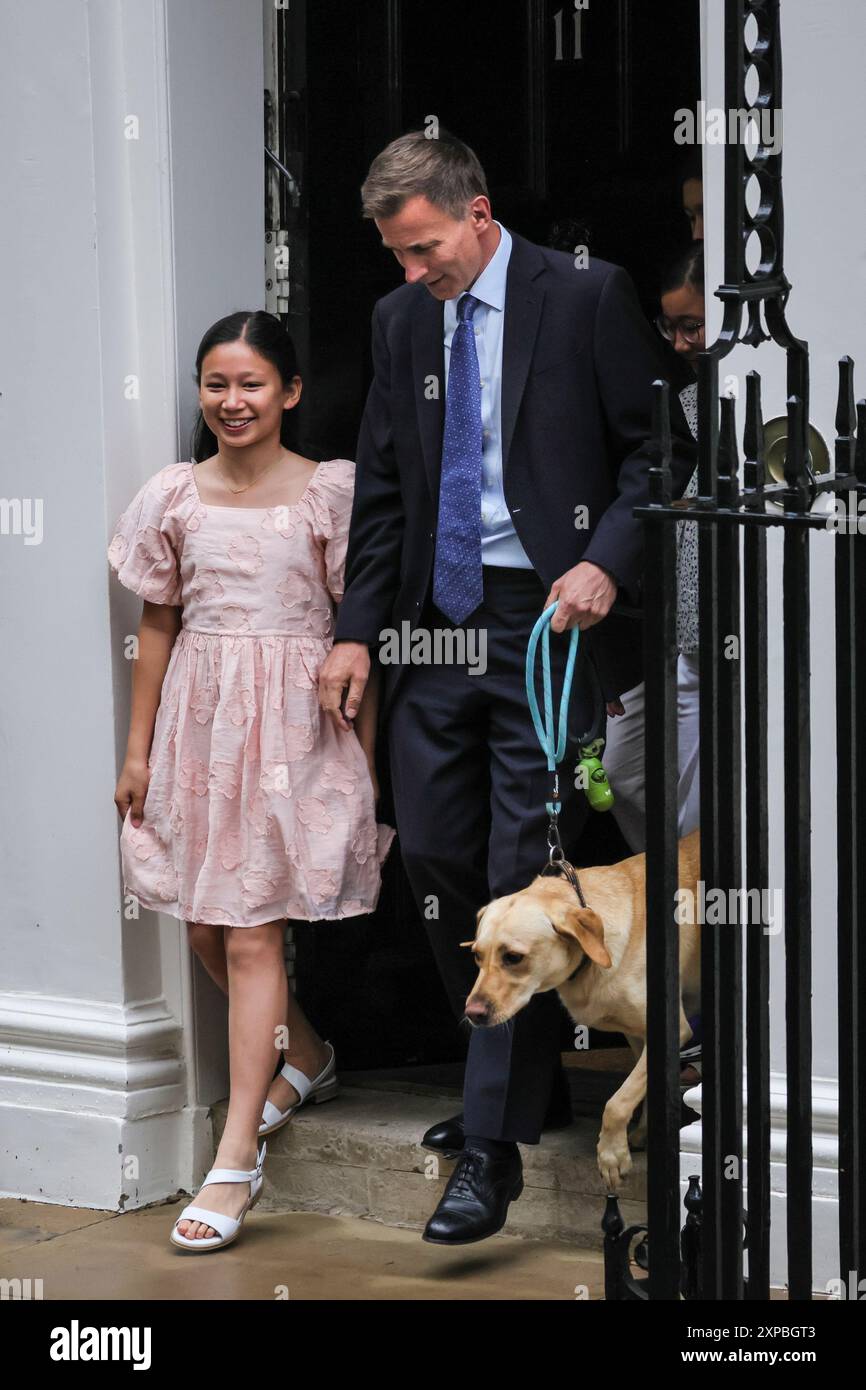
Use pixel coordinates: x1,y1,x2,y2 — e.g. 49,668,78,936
433,293,484,625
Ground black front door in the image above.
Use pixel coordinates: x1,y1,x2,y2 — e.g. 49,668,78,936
270,0,701,1067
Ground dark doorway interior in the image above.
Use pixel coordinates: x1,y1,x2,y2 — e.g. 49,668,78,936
271,0,701,1068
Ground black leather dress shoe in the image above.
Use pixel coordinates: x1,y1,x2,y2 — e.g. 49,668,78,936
421,1098,572,1158
421,1113,466,1159
422,1146,524,1245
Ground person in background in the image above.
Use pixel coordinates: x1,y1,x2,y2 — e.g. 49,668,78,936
680,150,704,241
602,241,705,1086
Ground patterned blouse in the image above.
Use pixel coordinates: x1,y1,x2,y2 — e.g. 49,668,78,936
676,383,700,656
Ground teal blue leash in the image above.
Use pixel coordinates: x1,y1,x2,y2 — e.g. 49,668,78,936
525,601,585,892
525,602,580,820
525,601,614,883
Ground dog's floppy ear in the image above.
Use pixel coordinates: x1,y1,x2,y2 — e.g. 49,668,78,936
459,904,487,948
551,905,612,969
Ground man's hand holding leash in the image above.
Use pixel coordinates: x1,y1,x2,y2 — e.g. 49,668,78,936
544,561,625,718
544,559,617,633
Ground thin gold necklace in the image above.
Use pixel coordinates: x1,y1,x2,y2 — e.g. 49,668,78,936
216,450,286,496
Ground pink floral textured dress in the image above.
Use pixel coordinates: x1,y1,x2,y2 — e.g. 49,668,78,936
108,458,394,927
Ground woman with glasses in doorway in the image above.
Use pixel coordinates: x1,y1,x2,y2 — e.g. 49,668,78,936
603,240,704,1087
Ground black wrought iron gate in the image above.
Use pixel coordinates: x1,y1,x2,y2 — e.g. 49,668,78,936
603,0,865,1300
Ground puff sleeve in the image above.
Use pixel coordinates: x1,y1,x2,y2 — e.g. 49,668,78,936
316,459,356,605
107,467,184,606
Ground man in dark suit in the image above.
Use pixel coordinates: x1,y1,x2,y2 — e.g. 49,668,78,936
319,131,695,1245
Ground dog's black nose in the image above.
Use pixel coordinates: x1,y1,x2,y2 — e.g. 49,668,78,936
464,998,491,1025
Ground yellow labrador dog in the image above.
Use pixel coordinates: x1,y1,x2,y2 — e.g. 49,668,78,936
463,830,700,1190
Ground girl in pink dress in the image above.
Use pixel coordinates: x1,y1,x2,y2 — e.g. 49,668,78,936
109,311,394,1251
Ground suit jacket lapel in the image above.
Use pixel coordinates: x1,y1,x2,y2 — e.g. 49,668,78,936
501,232,545,478
411,290,445,506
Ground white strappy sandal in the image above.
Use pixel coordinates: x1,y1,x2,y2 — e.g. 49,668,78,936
258,1041,338,1137
170,1141,267,1253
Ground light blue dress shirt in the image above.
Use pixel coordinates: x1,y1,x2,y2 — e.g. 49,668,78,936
443,223,534,570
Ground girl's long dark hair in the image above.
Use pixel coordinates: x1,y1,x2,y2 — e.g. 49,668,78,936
190,311,301,462
659,241,704,299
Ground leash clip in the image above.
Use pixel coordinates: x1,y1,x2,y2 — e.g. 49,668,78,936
547,814,566,867
541,823,589,909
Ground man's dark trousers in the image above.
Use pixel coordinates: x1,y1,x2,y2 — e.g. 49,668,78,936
387,565,591,1144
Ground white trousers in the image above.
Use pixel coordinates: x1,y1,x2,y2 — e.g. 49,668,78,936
601,652,701,855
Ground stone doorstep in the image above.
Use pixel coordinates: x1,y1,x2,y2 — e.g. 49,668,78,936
212,1077,648,1250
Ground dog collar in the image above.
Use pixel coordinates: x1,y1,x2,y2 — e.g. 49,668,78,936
541,856,593,981
540,856,588,909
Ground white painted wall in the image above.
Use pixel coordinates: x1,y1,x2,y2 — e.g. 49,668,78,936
0,0,263,1207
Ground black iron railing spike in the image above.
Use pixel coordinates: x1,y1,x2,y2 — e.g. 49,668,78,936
856,401,866,484
833,359,856,493
718,393,740,509
684,1174,703,1214
681,1175,704,1300
602,1195,627,1302
836,357,856,443
743,371,765,501
784,394,809,511
648,379,672,507
601,1193,624,1238
836,381,865,1294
